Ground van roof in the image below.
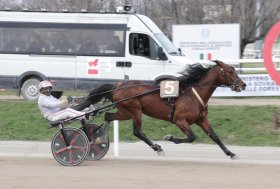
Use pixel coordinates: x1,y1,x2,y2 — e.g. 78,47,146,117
0,10,137,24
0,10,163,34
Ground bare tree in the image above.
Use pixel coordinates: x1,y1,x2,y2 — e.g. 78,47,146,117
237,0,280,56
0,0,124,12
138,0,280,57
1,0,279,57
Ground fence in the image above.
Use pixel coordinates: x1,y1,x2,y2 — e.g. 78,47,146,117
199,58,280,72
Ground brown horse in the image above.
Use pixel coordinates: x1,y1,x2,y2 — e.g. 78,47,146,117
75,60,246,159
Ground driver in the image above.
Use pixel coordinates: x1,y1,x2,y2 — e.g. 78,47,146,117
38,80,85,122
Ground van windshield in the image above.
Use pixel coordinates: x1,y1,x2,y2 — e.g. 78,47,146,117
154,33,181,56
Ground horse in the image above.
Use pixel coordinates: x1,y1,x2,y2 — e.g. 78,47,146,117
75,60,246,159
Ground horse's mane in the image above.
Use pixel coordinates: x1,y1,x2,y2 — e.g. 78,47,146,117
178,63,211,86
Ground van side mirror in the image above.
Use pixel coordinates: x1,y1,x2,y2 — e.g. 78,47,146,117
157,47,168,60
178,48,184,56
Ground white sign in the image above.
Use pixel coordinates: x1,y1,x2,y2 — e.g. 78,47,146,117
160,80,179,98
172,24,240,60
213,74,280,96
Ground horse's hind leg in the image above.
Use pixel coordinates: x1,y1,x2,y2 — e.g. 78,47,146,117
131,112,164,155
105,109,164,154
133,122,164,154
105,111,131,121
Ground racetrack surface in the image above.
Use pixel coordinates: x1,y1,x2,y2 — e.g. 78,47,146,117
1,157,279,189
0,97,280,188
0,141,280,189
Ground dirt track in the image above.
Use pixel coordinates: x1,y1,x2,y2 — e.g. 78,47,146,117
0,157,279,189
1,142,280,189
0,97,280,189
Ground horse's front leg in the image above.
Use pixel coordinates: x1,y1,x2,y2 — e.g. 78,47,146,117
163,120,196,144
196,118,236,159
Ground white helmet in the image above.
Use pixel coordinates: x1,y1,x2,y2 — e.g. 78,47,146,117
38,80,52,90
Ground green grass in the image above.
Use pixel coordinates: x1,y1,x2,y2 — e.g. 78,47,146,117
0,89,17,95
0,100,280,147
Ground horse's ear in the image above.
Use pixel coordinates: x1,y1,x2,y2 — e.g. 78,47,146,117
212,60,222,66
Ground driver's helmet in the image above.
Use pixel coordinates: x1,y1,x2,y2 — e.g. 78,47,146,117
38,80,52,90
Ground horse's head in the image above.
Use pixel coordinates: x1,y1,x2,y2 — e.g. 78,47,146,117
213,60,246,92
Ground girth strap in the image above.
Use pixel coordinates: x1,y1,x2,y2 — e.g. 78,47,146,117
167,97,175,122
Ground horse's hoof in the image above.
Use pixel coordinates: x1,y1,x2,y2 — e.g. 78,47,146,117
231,154,238,160
163,135,172,141
157,150,166,156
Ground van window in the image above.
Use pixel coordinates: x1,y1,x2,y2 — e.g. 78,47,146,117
154,33,180,55
0,22,126,57
129,33,159,60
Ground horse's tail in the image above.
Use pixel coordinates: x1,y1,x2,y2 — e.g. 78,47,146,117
74,83,116,111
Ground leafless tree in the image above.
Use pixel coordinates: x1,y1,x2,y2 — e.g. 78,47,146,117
0,0,279,56
202,0,280,56
147,0,280,57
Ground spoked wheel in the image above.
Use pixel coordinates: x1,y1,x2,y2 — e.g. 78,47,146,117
51,127,90,166
85,124,110,161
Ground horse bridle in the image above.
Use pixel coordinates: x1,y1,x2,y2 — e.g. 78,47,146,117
219,66,243,91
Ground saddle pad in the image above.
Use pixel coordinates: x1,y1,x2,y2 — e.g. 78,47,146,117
160,80,179,98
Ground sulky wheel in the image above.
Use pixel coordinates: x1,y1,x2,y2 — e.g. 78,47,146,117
51,127,90,166
85,124,110,161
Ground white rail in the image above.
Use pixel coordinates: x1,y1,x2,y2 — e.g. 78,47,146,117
199,58,280,72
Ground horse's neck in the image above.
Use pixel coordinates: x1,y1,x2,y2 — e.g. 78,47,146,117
194,68,219,104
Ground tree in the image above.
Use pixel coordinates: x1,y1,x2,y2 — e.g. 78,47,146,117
1,0,279,57
236,0,280,56
142,0,280,57
204,0,280,57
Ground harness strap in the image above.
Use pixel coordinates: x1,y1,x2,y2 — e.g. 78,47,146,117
167,98,175,123
191,87,206,108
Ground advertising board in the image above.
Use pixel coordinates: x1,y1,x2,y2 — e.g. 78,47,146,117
173,24,240,60
213,74,280,96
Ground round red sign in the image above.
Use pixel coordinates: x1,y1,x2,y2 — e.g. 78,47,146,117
263,21,280,85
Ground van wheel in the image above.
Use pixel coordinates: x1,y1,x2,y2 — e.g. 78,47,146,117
21,78,40,101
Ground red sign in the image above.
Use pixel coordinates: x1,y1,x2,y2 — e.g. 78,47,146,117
263,22,280,85
88,59,99,75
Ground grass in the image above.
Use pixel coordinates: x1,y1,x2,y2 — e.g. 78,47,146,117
0,89,18,95
0,100,280,147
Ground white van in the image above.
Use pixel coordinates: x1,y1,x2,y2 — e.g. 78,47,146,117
0,8,196,100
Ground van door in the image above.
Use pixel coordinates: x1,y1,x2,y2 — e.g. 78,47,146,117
124,33,165,81
75,28,127,89
76,55,126,88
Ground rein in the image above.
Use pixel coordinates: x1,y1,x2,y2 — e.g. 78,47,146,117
86,87,160,115
86,82,158,98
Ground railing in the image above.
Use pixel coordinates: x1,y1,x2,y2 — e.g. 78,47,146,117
199,58,280,72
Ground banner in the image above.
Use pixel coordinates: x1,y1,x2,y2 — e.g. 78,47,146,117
213,74,280,96
172,24,240,60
